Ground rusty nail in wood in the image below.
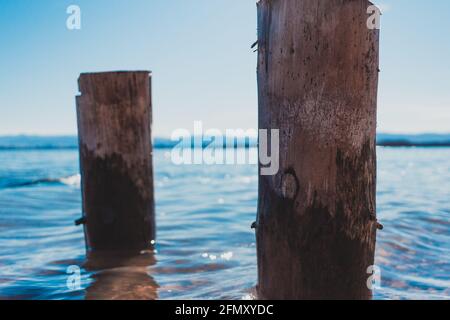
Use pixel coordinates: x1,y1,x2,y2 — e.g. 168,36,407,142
75,216,86,226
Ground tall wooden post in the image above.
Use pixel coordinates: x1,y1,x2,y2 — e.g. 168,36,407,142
256,0,380,299
76,71,155,252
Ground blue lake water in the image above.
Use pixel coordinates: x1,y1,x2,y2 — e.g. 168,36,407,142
0,147,449,300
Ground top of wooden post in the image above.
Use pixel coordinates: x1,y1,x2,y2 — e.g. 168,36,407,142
79,70,151,76
77,71,152,105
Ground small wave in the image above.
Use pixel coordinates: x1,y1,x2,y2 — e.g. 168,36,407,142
59,174,81,187
3,174,81,189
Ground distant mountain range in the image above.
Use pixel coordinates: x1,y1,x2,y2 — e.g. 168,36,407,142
0,134,449,150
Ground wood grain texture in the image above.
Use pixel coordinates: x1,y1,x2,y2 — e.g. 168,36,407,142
256,0,379,299
76,71,155,252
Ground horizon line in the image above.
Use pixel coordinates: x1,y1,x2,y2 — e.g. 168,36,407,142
1,132,450,138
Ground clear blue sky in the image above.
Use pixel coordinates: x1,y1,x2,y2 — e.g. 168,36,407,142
0,0,449,136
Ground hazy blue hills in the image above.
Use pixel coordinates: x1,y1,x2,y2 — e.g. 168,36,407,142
0,134,449,150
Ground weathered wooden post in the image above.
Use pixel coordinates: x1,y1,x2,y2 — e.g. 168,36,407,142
76,71,155,252
256,0,380,299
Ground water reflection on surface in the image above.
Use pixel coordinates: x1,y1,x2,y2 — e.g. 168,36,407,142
84,251,158,300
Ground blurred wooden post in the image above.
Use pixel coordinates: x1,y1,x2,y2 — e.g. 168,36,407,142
256,0,379,299
76,71,155,252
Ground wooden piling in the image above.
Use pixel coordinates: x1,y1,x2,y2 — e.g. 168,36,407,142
256,0,379,299
76,71,155,252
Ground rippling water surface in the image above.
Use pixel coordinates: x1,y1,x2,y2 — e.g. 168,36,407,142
0,147,449,300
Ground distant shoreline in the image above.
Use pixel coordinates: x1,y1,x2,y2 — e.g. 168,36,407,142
1,134,450,150
377,142,450,147
1,143,450,151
